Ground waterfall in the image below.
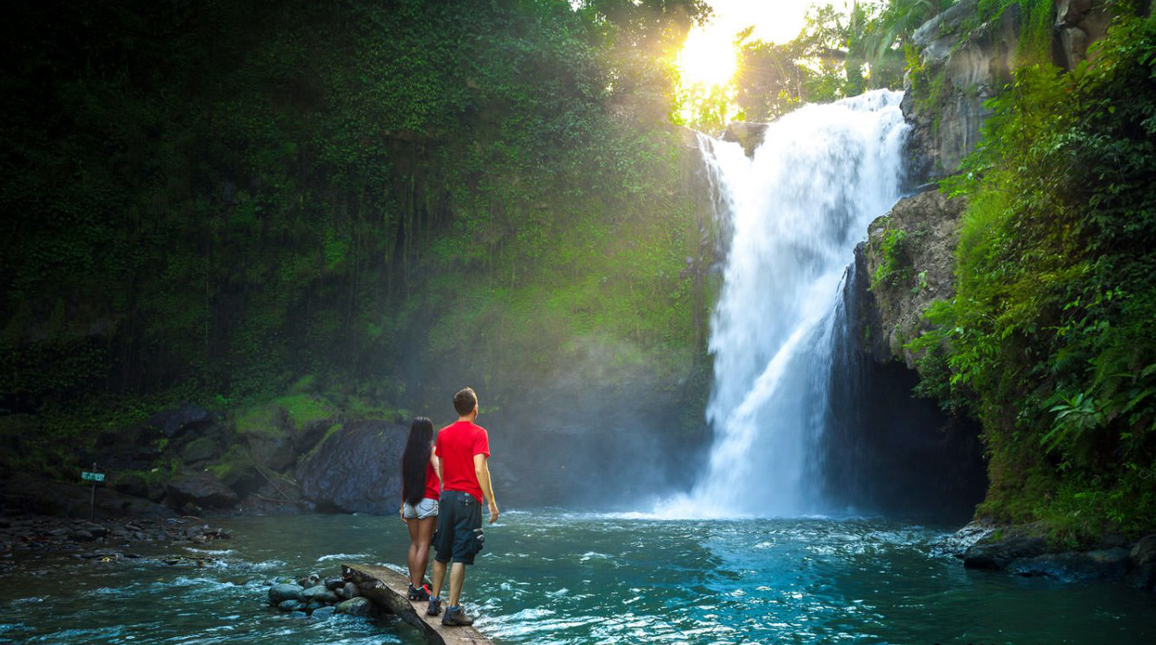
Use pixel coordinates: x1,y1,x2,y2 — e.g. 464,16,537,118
661,90,909,518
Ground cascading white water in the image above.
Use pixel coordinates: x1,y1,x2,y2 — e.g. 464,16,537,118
660,90,909,518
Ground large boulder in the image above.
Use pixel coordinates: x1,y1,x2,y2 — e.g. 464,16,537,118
294,421,406,514
165,472,239,509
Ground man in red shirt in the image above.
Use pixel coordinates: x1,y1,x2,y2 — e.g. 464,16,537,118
426,387,499,626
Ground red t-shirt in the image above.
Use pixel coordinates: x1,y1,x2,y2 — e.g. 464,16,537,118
423,461,440,501
435,421,490,503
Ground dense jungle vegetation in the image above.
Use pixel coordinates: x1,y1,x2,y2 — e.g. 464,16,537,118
0,0,929,485
911,4,1156,542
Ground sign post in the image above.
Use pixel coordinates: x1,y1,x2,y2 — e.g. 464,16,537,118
81,464,105,521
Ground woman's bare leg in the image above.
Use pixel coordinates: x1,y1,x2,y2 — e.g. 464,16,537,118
406,517,422,587
414,516,436,587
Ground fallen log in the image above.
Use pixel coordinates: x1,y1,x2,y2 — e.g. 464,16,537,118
341,563,492,645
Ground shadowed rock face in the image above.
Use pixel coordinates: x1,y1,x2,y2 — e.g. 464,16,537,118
295,421,407,514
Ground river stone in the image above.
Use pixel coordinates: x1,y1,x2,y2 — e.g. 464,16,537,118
297,573,319,588
323,576,344,590
165,472,239,509
1127,534,1156,590
294,421,408,514
311,606,335,620
277,599,301,612
288,610,307,619
302,584,337,603
268,583,304,605
342,582,358,599
335,596,372,617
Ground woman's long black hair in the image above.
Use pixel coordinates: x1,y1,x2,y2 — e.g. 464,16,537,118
401,417,435,507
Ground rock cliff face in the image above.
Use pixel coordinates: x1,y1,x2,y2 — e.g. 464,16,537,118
860,0,1124,368
852,190,967,367
903,0,1022,181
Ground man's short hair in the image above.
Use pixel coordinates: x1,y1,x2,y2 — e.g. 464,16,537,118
453,387,478,416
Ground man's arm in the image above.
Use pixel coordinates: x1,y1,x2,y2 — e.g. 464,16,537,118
473,453,499,524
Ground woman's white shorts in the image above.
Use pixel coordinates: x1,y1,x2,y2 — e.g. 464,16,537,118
403,497,439,520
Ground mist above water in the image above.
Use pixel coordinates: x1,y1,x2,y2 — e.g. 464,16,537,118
659,90,909,518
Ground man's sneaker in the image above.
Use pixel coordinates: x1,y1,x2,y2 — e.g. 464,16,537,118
408,583,431,601
426,596,442,616
441,605,475,626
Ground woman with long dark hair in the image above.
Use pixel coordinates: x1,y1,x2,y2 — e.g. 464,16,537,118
399,416,440,600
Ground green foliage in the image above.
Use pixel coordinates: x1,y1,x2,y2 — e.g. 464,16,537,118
914,12,1156,539
0,0,715,460
870,227,911,290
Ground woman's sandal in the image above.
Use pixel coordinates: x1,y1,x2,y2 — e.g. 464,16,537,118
407,583,432,601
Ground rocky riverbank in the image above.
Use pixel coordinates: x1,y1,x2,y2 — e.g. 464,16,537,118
940,522,1156,591
0,513,232,573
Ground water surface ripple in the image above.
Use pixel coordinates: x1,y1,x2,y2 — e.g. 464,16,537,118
1,511,1152,644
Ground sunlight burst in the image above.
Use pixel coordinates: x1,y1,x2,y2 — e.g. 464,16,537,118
676,25,739,89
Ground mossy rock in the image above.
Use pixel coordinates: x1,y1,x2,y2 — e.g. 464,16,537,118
181,436,222,464
205,443,262,496
233,395,338,471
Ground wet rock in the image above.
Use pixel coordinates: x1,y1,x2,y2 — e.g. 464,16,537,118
302,584,337,604
335,596,372,617
324,576,344,590
277,599,302,612
165,472,239,509
938,521,997,558
295,421,407,514
297,573,320,588
311,606,335,620
342,582,358,599
1126,534,1156,591
1007,547,1131,582
288,610,307,619
963,534,1047,570
269,583,304,605
305,600,323,612
68,529,95,542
